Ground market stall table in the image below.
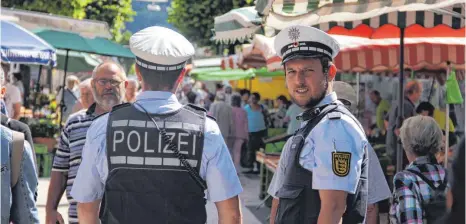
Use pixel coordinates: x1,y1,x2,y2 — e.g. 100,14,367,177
256,151,280,200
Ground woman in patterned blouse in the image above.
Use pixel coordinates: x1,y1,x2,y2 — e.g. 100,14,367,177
389,115,447,224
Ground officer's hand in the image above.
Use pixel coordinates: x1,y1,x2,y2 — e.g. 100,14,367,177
46,210,65,224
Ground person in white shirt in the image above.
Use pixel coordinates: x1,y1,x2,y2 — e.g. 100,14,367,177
4,82,22,120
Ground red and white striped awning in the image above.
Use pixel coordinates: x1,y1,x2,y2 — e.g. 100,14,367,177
238,33,465,72
334,37,465,72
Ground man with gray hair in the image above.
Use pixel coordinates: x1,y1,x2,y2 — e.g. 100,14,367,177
125,79,139,103
209,91,235,149
57,75,80,123
46,61,127,224
71,78,95,113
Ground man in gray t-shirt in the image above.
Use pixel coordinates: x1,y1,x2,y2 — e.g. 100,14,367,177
285,103,305,135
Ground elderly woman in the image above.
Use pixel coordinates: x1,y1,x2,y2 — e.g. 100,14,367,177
72,78,94,113
389,115,447,224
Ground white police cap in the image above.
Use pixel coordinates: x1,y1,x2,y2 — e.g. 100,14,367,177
274,25,340,64
130,26,195,71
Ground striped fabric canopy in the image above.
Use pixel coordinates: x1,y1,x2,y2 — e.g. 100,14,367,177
334,37,465,72
266,0,465,30
213,7,262,44
238,33,465,72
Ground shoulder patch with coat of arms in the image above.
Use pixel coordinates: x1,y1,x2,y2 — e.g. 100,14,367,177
332,152,351,177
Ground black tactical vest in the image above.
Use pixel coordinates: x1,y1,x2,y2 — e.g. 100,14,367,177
275,103,368,224
99,103,207,224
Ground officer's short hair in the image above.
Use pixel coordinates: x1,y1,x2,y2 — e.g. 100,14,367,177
399,115,443,156
136,63,181,91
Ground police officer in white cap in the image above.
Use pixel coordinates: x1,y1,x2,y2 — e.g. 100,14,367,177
267,25,369,224
71,26,243,224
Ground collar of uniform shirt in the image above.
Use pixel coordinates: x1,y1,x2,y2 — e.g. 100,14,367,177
296,92,338,123
133,91,183,113
315,91,338,108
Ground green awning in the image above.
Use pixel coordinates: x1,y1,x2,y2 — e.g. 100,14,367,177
56,49,101,72
254,67,284,77
190,67,255,81
34,29,134,58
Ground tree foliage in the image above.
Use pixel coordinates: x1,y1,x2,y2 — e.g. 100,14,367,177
2,0,135,44
168,0,254,47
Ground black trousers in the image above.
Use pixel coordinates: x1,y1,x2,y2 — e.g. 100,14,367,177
244,129,267,168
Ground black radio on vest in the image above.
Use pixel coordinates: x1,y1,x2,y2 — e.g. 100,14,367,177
275,104,368,224
99,103,207,224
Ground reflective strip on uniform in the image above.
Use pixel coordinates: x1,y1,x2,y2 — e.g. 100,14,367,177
110,156,127,164
183,123,200,131
112,120,129,127
145,157,162,165
128,120,146,128
163,158,180,166
127,156,144,165
165,121,183,129
110,156,198,167
146,121,164,128
187,159,198,167
113,120,200,132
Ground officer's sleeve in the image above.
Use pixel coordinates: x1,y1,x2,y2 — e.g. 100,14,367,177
308,116,366,194
71,124,106,203
367,144,391,204
267,139,292,198
203,118,243,202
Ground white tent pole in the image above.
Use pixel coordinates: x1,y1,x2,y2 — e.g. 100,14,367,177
444,65,451,168
356,72,360,117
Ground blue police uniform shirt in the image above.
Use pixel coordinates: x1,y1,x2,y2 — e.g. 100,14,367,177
268,92,367,196
71,91,243,203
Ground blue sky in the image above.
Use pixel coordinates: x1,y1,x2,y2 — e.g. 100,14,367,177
125,1,176,34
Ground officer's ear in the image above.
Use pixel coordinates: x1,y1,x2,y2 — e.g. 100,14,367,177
135,65,142,83
171,68,187,93
328,63,337,81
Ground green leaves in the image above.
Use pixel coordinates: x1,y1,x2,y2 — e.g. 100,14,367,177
167,0,254,47
2,0,135,44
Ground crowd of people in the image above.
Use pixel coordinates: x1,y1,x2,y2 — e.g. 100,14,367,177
0,24,464,224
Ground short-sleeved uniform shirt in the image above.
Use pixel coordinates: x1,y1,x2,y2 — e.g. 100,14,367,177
71,91,243,203
268,92,391,204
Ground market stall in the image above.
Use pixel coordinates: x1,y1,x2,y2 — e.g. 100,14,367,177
34,28,134,130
